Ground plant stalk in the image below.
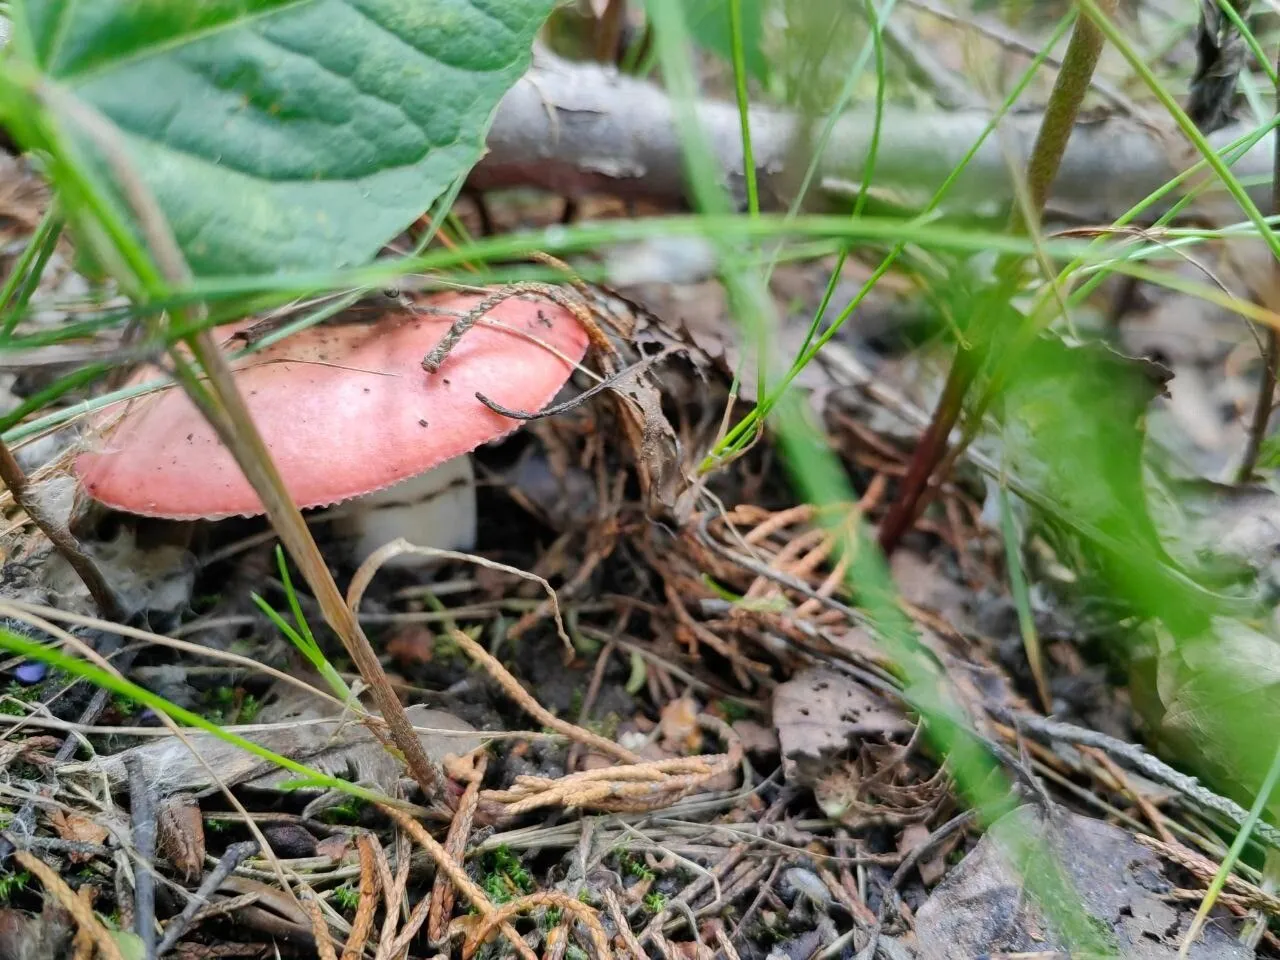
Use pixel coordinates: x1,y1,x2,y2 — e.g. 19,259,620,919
1236,45,1280,484
1238,328,1279,481
877,0,1115,555
41,86,449,806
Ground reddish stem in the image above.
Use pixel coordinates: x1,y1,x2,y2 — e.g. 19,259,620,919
877,355,974,555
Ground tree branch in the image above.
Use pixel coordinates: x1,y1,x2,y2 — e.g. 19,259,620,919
475,52,1273,221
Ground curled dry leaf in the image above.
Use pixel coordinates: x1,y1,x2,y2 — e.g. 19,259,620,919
216,876,314,947
898,822,955,887
583,285,728,523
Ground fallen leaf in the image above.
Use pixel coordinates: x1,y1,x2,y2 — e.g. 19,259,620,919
659,696,703,754
315,834,353,862
47,810,107,863
773,668,910,788
386,625,437,666
217,876,313,946
730,719,779,757
898,822,955,887
63,705,482,798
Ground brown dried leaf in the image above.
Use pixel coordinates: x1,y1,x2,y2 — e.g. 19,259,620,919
773,668,910,788
315,834,353,862
898,822,955,887
659,696,702,754
385,625,436,666
589,287,724,523
730,720,779,758
47,810,107,863
217,876,313,946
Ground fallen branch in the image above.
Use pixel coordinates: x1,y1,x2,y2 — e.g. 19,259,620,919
475,52,1274,222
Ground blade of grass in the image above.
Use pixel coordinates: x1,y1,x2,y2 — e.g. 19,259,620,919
261,545,352,701
0,204,62,339
999,481,1051,712
727,0,766,406
0,624,405,808
17,73,449,804
1178,739,1280,957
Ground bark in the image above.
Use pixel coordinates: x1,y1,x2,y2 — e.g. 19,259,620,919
475,51,1273,222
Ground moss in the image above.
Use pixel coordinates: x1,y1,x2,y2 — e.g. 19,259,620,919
613,850,654,882
0,869,29,902
319,795,368,825
332,882,361,911
480,845,534,905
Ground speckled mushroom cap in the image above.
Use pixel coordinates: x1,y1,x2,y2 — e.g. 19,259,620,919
75,293,590,519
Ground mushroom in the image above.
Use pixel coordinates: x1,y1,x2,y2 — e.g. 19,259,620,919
75,293,589,567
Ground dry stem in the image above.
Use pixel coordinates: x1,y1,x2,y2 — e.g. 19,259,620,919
15,850,124,960
45,87,446,805
340,834,380,960
378,803,537,960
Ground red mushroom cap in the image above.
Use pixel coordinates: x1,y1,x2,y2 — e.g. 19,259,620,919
75,293,589,520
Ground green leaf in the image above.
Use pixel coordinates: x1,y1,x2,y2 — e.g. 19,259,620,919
996,334,1216,635
655,0,770,84
7,0,556,276
111,931,146,960
1258,432,1280,470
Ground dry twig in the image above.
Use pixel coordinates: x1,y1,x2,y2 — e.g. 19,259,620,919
428,752,488,942
340,834,380,960
467,891,612,960
378,803,538,960
15,849,125,960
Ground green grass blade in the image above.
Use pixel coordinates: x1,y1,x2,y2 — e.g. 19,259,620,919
0,625,386,805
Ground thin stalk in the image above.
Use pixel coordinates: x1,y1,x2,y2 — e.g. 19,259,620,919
728,0,766,408
999,482,1051,712
729,0,759,220
878,0,1117,555
38,83,448,806
1239,330,1278,481
1237,46,1280,483
0,204,62,339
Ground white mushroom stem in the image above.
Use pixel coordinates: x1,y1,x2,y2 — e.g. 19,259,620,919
335,456,477,569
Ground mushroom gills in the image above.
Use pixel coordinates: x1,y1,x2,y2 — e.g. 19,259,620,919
334,456,477,569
